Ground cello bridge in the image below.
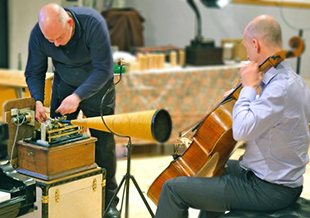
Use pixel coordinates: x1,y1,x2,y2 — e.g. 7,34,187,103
173,137,192,158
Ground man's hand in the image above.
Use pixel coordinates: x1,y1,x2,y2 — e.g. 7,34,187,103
56,93,81,115
35,101,48,123
240,62,263,90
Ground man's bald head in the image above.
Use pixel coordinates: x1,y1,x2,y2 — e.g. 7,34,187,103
244,15,282,49
39,3,69,31
38,3,74,47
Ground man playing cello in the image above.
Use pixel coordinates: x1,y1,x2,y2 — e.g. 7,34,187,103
155,15,310,218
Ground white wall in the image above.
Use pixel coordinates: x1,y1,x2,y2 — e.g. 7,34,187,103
8,0,124,71
125,0,310,79
8,0,62,71
8,0,310,78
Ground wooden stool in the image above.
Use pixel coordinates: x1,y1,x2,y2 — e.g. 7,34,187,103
220,197,310,218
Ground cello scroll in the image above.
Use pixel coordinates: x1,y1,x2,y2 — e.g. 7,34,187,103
259,36,305,72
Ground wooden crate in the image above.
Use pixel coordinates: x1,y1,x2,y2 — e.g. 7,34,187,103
17,137,97,180
21,167,105,218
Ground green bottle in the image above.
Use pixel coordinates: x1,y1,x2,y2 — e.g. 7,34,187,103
18,53,22,70
114,65,126,74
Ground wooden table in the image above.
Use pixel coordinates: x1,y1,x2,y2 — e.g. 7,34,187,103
114,64,242,144
0,69,53,120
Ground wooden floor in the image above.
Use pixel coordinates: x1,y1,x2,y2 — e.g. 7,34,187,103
15,79,310,218
117,78,310,218
14,135,310,218
115,143,310,218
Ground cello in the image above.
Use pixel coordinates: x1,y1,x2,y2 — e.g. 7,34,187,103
147,36,305,205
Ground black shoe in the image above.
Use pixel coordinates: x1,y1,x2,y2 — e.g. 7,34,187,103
105,205,120,218
105,197,120,218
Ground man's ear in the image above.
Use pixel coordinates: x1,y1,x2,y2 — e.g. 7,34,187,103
252,39,260,53
68,17,74,27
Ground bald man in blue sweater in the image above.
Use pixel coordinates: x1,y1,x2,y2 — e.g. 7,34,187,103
25,3,120,218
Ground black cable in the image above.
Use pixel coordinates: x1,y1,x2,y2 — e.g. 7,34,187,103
279,1,310,31
10,112,26,166
99,64,131,142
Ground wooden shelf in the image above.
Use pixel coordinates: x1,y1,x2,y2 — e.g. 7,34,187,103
231,0,310,9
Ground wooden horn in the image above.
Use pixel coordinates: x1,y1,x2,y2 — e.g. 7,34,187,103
71,109,172,143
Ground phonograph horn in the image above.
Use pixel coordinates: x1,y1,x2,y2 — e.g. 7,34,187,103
71,109,172,143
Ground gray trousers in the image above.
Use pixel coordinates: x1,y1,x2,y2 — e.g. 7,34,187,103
155,160,302,218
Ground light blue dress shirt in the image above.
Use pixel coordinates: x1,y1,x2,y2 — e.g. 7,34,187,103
233,60,310,188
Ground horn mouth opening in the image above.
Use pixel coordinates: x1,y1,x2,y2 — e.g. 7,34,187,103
151,109,172,143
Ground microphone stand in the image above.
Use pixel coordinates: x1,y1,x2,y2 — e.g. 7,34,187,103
102,137,155,218
101,62,154,218
296,29,303,75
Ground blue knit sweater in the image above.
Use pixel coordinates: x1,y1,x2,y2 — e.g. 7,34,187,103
25,6,113,103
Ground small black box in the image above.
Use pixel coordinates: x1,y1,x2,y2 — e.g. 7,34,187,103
185,46,223,66
0,122,9,159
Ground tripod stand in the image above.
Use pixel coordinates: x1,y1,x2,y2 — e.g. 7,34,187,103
103,138,155,218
